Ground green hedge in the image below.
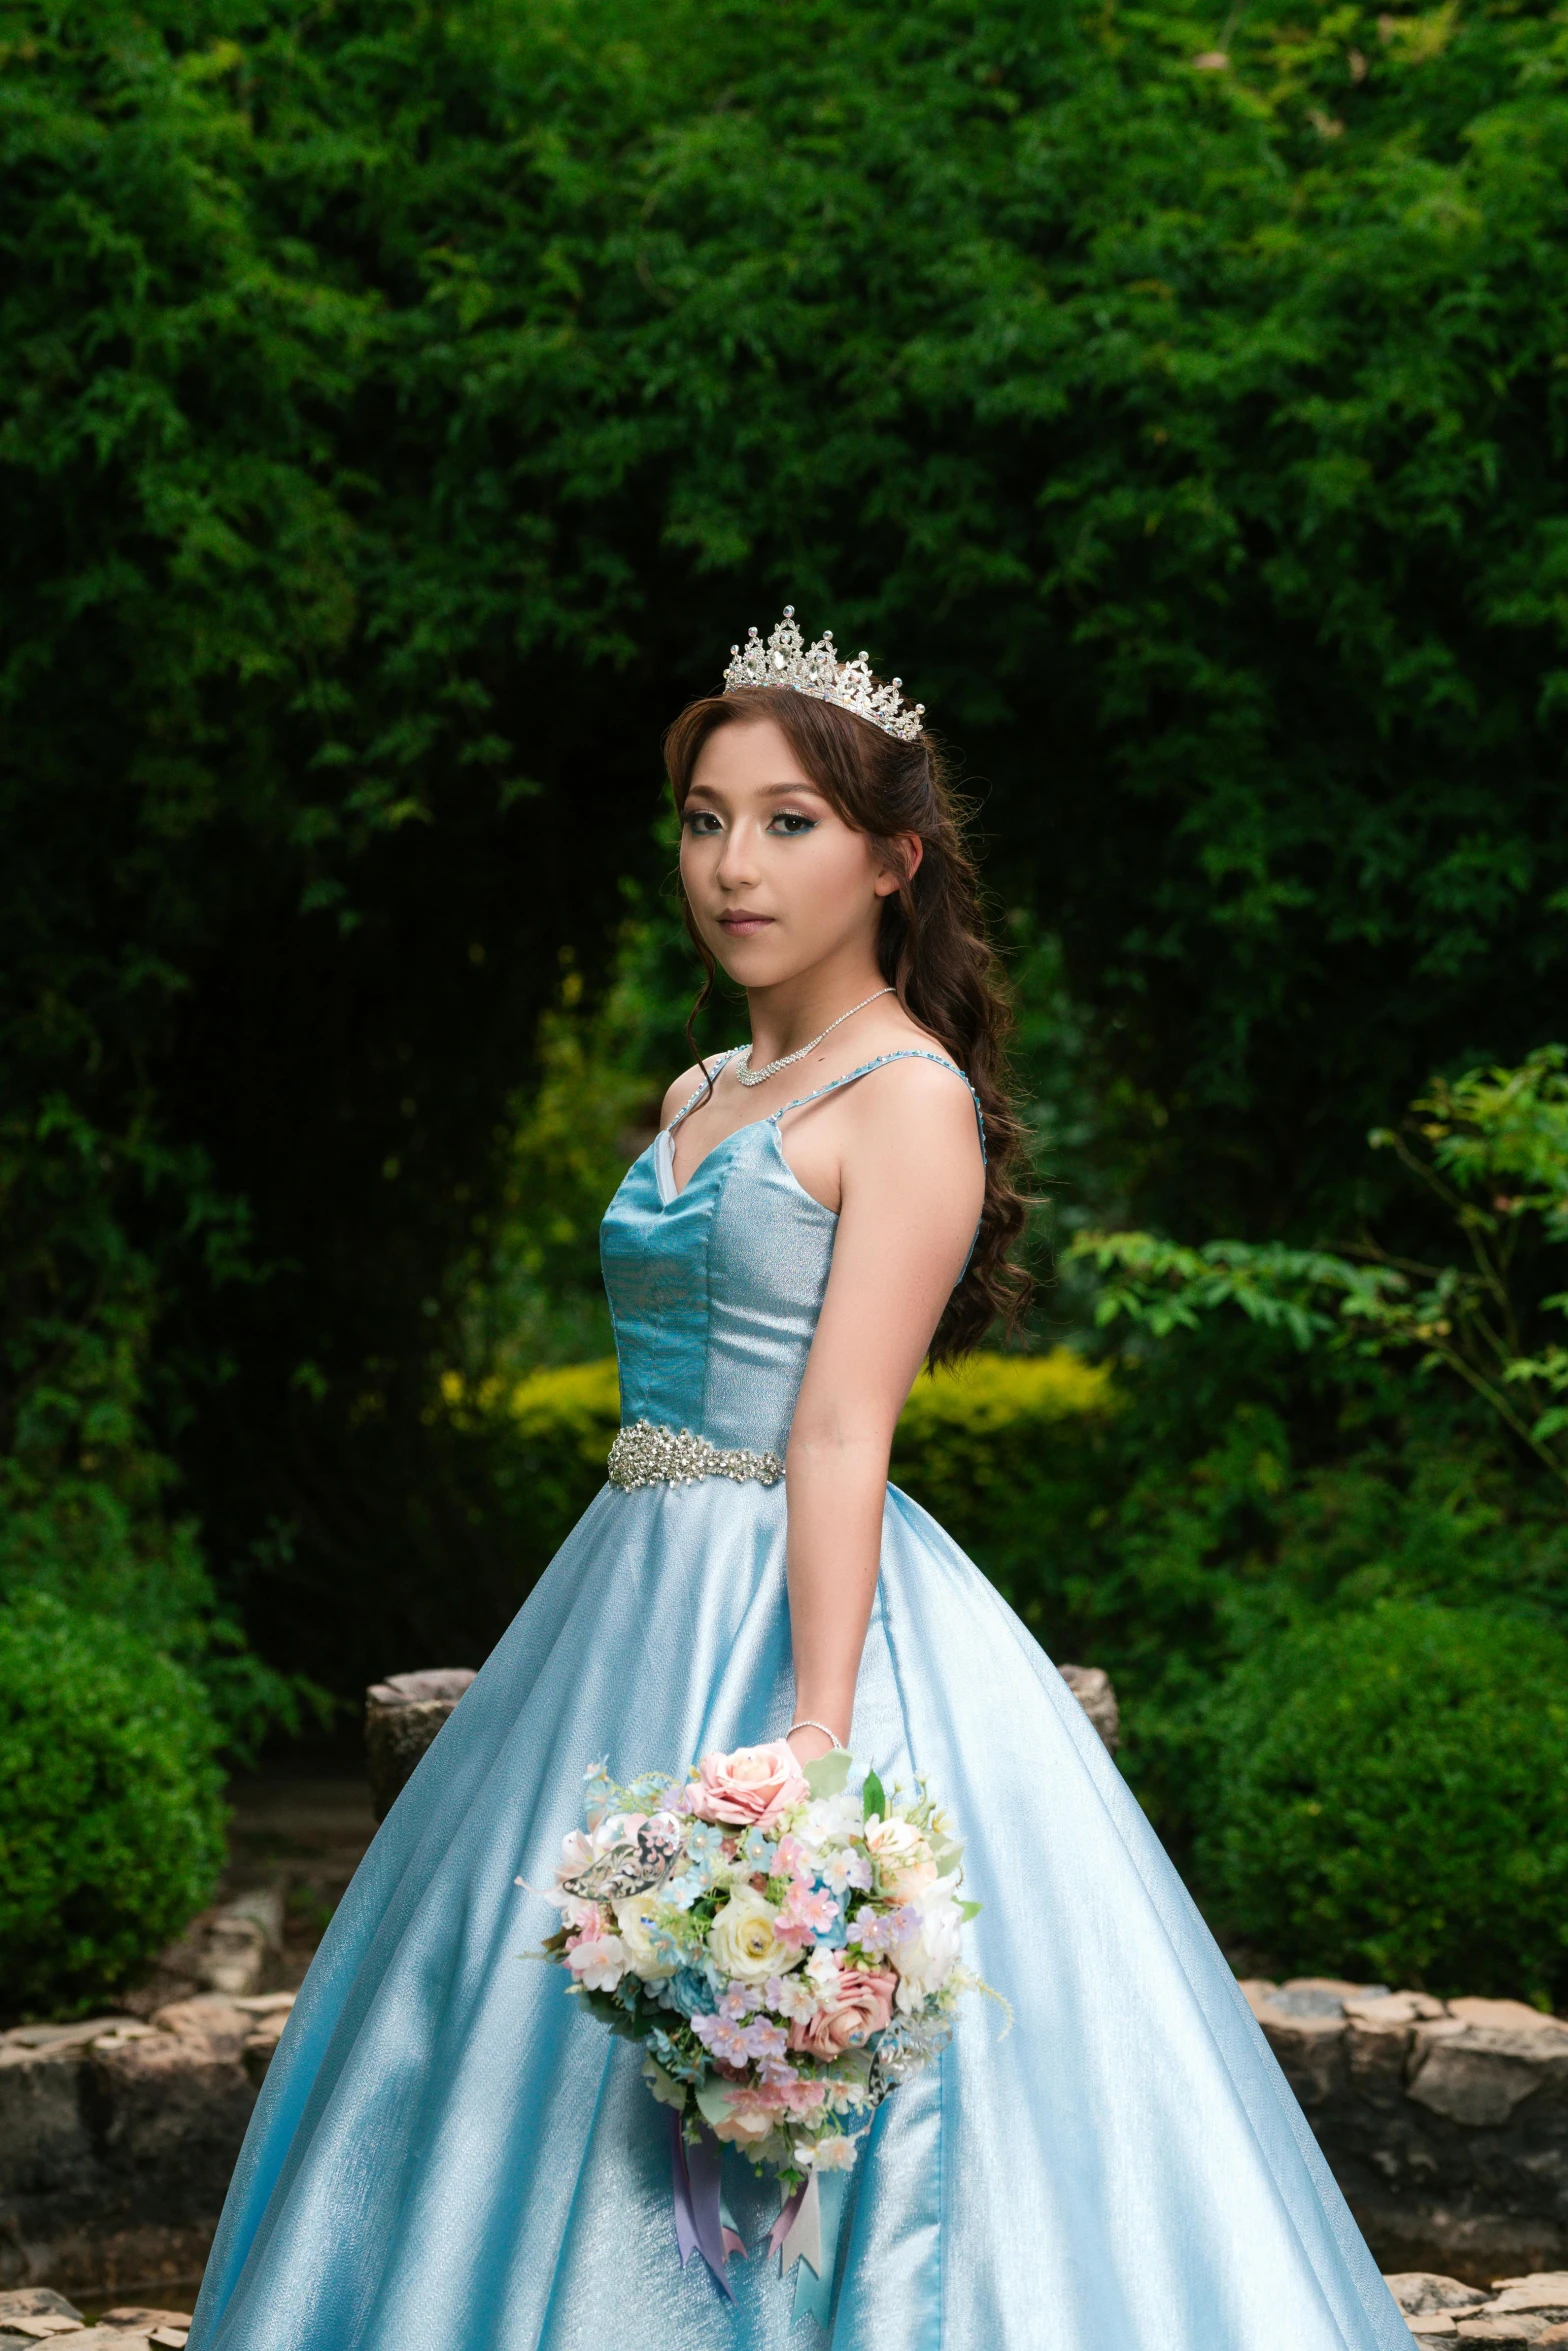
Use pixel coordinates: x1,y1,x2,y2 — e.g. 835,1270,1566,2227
449,1350,1114,1628
0,1595,227,2021
1199,1601,1568,2004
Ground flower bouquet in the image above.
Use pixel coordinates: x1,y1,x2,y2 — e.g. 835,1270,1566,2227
535,1739,977,2319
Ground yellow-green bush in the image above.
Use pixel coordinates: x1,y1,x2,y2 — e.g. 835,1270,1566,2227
450,1351,1114,1632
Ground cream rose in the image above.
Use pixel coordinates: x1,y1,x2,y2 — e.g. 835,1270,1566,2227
688,1742,809,1829
864,1816,938,1904
613,1892,678,1981
709,1888,802,1984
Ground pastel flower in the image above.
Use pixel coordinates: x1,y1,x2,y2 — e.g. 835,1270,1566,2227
741,2016,790,2063
891,1887,964,2009
817,1846,873,1895
691,2011,754,2066
707,2090,780,2148
779,1881,842,1942
809,2132,864,2173
765,1970,820,2022
850,1903,920,1956
565,1930,630,1994
612,1893,680,1981
864,1816,939,1904
742,1827,778,1872
709,1888,802,1984
660,1966,717,2020
787,1965,897,2060
687,1743,809,1831
716,1983,761,2022
804,1946,843,1995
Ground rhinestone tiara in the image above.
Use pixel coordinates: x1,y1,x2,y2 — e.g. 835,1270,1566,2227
722,606,925,742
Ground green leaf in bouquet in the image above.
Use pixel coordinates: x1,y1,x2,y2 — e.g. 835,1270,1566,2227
695,2076,735,2131
862,1767,886,1824
932,1835,964,1879
641,2054,688,2112
805,1748,852,1799
959,1899,983,1922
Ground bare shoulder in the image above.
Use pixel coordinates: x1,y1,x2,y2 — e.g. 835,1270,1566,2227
660,1057,719,1131
841,1044,981,1161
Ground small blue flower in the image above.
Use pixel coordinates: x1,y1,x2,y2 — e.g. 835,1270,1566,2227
662,1966,718,2020
742,1827,777,1872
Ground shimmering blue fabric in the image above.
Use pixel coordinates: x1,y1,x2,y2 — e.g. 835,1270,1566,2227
188,1062,1411,2351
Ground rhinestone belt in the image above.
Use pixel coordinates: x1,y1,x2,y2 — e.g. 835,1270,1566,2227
607,1420,784,1491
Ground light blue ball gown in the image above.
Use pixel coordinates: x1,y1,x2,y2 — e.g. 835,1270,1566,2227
188,1052,1411,2351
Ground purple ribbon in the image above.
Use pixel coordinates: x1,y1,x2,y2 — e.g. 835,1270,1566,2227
668,2116,743,2298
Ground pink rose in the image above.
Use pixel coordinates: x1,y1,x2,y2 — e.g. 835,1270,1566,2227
688,1741,809,1829
787,1966,897,2061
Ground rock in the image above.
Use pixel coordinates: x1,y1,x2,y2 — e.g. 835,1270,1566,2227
45,2334,166,2351
1408,2322,1459,2340
365,1669,476,1820
1454,2324,1550,2346
100,2314,193,2331
1057,1664,1120,1753
1407,2019,1568,2128
127,1889,287,2013
1491,2282,1568,2316
1451,2005,1568,2037
1386,2275,1492,2315
0,2300,85,2326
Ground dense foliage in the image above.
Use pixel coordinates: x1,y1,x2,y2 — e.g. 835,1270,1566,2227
1200,1603,1568,2003
8,0,1568,1689
0,1594,226,2018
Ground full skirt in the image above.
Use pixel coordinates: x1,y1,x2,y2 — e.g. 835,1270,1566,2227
187,1481,1410,2351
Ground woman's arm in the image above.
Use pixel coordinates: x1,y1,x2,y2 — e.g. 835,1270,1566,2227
782,1064,985,1764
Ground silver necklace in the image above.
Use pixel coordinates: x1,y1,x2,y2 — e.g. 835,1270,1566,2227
734,987,895,1089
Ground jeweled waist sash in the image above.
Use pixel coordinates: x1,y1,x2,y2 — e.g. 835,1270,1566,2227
606,1419,784,1490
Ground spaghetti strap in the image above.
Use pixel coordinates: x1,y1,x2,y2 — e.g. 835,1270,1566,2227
664,1050,742,1138
768,1049,987,1163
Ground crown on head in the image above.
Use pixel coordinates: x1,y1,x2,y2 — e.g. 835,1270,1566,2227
722,607,925,742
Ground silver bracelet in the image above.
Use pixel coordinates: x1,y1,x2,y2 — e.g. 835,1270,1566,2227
787,1719,846,1751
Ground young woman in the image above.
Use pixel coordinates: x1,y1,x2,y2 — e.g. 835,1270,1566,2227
187,615,1409,2351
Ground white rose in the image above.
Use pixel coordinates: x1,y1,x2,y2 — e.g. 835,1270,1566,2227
613,1893,679,1981
892,1887,963,2010
708,1888,802,1984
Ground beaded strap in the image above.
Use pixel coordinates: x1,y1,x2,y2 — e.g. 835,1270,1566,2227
665,1051,742,1138
768,1050,987,1162
608,1419,784,1491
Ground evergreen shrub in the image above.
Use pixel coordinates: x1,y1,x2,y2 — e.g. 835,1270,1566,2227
0,1594,227,2020
1200,1602,1568,2004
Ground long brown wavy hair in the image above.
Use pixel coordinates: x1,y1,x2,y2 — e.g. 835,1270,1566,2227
662,683,1031,1361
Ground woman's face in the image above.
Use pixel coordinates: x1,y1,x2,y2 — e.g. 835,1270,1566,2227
679,715,902,990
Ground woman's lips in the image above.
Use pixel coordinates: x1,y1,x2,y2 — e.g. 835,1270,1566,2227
718,913,773,935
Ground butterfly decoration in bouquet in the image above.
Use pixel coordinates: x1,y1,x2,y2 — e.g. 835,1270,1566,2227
525,1739,982,2322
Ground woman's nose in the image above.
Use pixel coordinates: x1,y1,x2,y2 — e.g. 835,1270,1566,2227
714,824,761,887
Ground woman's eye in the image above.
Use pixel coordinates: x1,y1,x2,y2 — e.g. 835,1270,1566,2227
684,811,722,835
769,812,818,835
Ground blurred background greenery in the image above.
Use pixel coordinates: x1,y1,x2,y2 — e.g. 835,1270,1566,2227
6,0,1568,2013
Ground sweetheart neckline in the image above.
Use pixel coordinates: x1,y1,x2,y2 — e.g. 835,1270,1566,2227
652,1118,838,1218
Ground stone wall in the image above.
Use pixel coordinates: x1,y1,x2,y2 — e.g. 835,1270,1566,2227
1245,1980,1568,2278
0,1996,290,2296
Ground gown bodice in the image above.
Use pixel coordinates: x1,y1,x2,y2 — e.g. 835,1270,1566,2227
599,1050,977,1461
